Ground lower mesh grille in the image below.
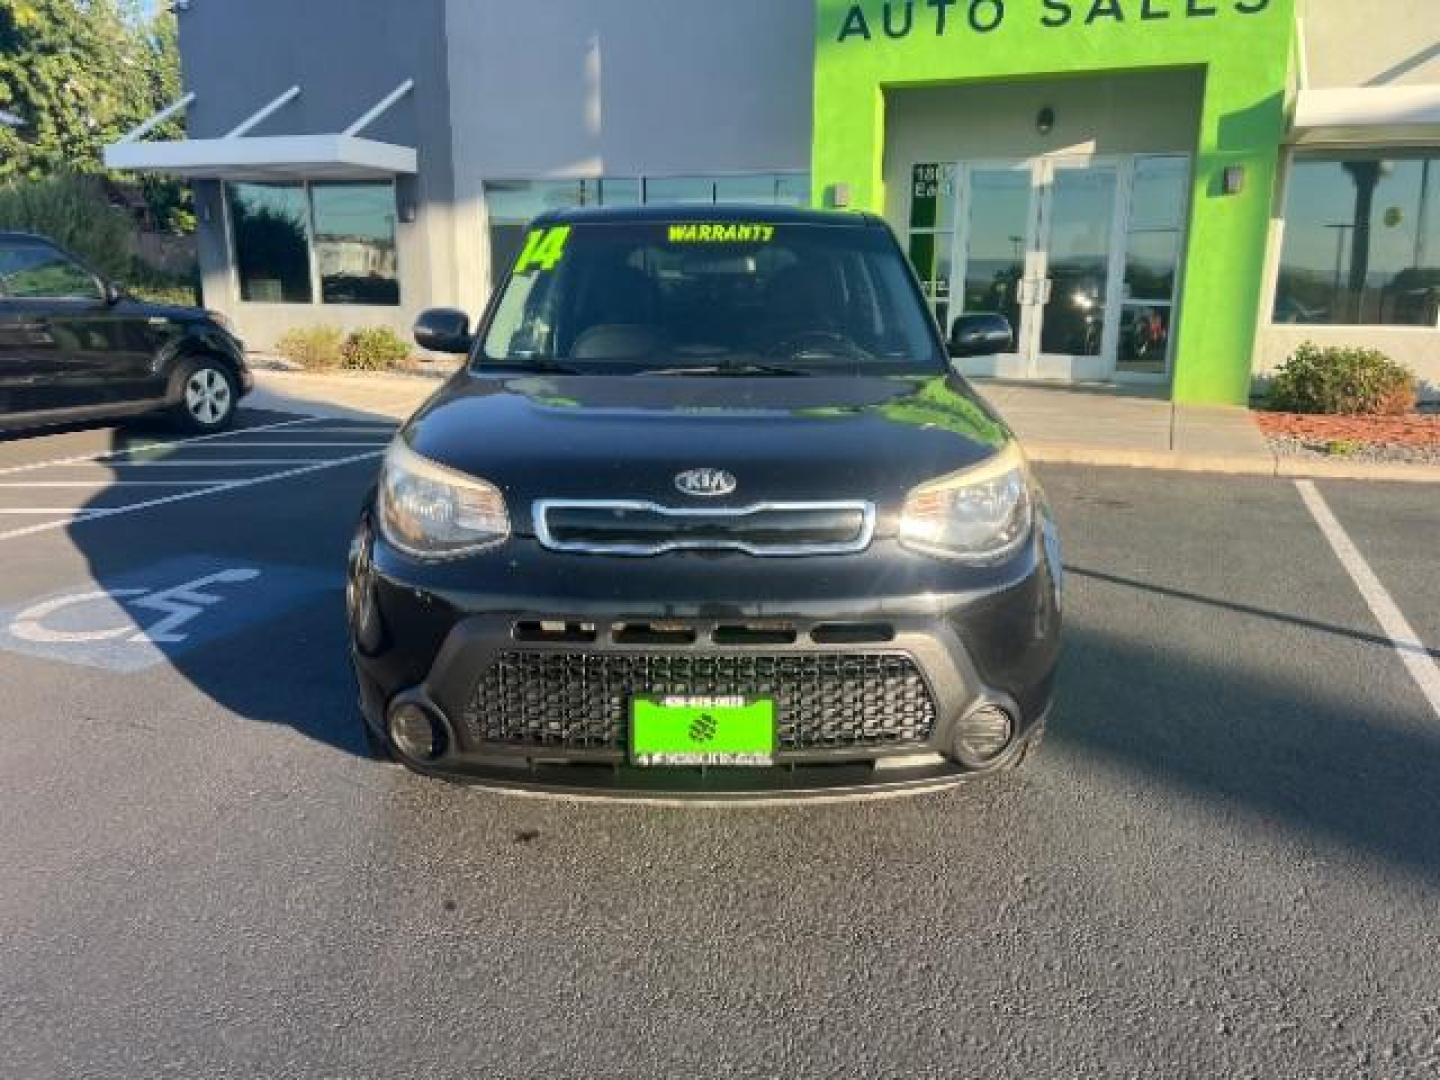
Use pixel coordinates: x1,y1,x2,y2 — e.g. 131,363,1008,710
462,652,938,753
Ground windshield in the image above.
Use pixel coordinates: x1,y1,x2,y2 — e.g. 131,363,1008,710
478,220,944,374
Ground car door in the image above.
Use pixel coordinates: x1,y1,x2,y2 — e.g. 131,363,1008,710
0,237,145,416
0,241,68,417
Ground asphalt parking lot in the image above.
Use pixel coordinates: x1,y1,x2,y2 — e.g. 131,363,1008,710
2,404,1438,1079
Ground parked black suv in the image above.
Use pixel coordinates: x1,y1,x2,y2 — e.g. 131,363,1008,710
348,206,1062,799
0,232,251,433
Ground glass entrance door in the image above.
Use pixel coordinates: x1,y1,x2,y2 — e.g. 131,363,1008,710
954,164,1037,378
1031,158,1121,381
922,155,1190,383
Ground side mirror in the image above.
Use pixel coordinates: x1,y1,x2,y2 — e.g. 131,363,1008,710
413,307,473,356
103,281,124,306
948,312,1013,358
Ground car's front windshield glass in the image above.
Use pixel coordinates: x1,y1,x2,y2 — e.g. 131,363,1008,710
478,219,944,374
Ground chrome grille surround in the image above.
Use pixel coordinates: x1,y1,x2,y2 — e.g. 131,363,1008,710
532,499,877,557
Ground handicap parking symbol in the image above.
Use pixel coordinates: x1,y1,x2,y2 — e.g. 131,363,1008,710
0,556,337,673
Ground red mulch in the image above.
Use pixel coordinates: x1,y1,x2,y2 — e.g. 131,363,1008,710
1256,411,1440,448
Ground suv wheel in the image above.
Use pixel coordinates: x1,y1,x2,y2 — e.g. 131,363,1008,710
173,359,237,433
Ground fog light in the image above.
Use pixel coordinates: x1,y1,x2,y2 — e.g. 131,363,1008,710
952,705,1015,768
388,702,444,761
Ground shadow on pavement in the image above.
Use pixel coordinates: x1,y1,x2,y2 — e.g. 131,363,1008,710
47,397,1440,883
61,403,400,760
1069,564,1440,662
1052,621,1440,882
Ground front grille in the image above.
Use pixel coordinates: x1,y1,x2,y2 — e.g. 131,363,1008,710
463,652,938,754
533,500,875,556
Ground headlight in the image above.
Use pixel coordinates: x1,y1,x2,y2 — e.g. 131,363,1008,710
899,443,1033,563
377,439,510,559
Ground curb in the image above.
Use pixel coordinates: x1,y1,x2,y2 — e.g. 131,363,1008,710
1025,443,1440,484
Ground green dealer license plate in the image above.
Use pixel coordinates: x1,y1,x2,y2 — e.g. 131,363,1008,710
630,695,776,767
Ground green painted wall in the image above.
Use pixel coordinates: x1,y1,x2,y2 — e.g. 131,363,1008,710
812,0,1296,404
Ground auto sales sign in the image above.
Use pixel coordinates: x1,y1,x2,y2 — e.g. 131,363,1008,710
833,0,1273,41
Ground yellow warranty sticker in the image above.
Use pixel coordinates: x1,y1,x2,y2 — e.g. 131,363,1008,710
667,223,776,244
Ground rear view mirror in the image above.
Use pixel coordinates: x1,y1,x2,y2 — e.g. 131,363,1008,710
948,313,1013,358
413,308,473,356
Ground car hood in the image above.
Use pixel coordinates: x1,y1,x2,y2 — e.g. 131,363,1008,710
403,372,1014,527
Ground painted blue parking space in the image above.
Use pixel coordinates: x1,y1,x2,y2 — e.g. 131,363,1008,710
0,555,338,674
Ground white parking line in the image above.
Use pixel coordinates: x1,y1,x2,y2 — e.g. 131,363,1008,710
0,481,221,488
0,415,327,478
106,459,360,468
110,441,392,450
1297,480,1440,722
0,450,384,543
0,508,105,515
267,427,397,434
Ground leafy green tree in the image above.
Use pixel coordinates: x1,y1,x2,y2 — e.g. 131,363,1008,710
0,171,133,278
0,0,188,227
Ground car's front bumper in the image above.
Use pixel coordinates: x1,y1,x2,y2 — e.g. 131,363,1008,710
349,514,1062,799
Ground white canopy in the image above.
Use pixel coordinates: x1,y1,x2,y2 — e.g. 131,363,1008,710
1291,85,1440,146
104,133,416,181
102,81,417,181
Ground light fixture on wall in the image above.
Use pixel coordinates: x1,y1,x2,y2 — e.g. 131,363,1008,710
1036,107,1056,136
828,182,852,209
395,178,418,224
1223,165,1247,196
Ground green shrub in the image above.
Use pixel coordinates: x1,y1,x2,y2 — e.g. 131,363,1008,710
1325,439,1364,457
0,173,133,281
341,327,412,371
276,326,345,371
1267,343,1418,416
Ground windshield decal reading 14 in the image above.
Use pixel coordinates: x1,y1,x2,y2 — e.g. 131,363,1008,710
668,223,776,244
514,226,571,274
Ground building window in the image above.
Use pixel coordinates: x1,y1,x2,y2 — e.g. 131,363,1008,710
229,182,313,304
906,163,956,330
483,173,810,287
1274,154,1440,327
227,180,400,306
1118,155,1189,374
312,183,400,305
483,180,593,291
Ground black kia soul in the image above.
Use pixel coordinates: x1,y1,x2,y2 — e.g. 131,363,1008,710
348,206,1062,798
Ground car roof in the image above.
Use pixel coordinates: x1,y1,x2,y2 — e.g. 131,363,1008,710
530,204,884,229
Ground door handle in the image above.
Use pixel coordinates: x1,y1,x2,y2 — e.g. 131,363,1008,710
1039,279,1054,305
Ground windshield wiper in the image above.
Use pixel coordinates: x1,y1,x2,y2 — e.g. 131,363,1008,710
642,362,815,377
487,358,587,375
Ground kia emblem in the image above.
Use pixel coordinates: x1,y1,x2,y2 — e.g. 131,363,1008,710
674,468,737,498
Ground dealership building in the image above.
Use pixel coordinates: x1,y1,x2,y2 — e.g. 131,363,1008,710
106,0,1440,404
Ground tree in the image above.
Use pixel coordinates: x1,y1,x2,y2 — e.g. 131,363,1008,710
0,0,186,224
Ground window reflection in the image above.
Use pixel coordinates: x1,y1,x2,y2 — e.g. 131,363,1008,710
1274,156,1440,326
228,181,399,306
0,240,100,300
1118,305,1170,373
1119,156,1187,374
645,177,716,205
483,174,811,287
312,183,399,306
229,183,313,304
1041,168,1116,358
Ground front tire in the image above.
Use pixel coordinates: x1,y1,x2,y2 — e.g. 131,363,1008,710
171,359,238,433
